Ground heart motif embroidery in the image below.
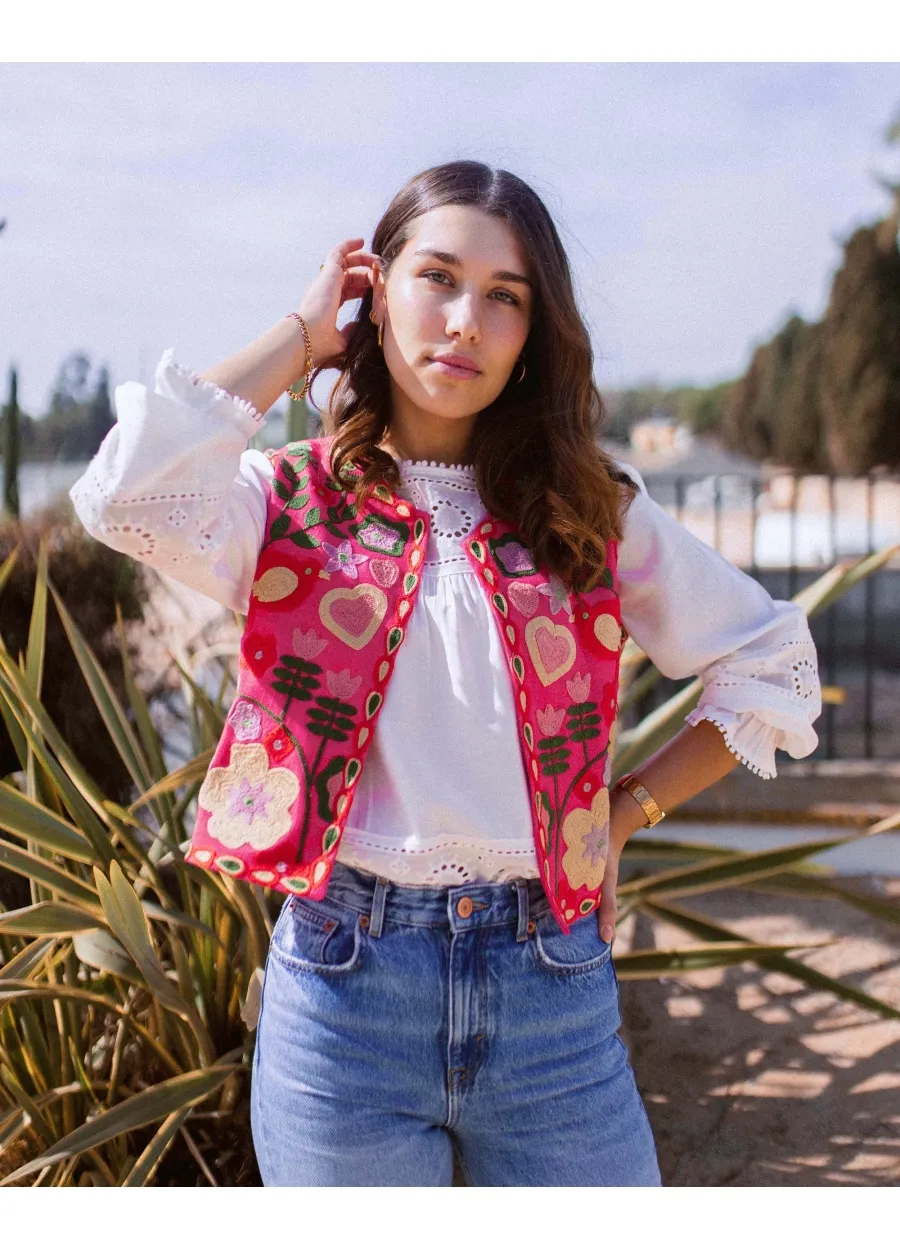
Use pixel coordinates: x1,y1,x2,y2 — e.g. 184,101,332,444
508,582,540,618
319,584,388,650
525,616,576,686
369,558,399,588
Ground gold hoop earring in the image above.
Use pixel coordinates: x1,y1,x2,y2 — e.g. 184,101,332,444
369,308,384,350
516,357,526,384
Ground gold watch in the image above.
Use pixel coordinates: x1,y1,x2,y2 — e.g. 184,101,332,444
616,773,665,827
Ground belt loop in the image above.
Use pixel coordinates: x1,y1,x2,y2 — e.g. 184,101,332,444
515,879,530,942
367,876,389,939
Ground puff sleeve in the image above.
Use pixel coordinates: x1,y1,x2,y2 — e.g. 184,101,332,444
68,348,274,614
614,460,822,778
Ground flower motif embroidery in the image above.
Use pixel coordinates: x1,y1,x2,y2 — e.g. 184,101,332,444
198,742,300,852
262,723,294,763
326,668,362,701
561,788,610,890
536,704,565,736
227,699,263,741
293,626,328,661
322,539,369,580
226,777,271,823
566,671,591,702
538,574,572,616
241,632,277,677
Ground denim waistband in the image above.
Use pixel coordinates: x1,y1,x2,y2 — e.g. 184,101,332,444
320,859,553,940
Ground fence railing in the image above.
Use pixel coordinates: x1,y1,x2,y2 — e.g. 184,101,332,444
627,470,900,762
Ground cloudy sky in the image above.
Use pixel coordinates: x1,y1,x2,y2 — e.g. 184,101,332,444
2,62,898,417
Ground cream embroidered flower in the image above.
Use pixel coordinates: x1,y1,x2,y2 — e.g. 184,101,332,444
198,742,300,852
561,789,610,890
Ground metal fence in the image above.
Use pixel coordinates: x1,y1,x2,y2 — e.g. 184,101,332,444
625,471,900,762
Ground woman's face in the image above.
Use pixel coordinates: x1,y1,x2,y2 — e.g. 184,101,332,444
372,204,533,437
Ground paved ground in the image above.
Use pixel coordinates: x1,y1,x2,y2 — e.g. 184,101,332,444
615,877,900,1186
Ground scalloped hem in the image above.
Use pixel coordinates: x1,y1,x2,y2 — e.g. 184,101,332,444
158,347,265,426
684,708,776,779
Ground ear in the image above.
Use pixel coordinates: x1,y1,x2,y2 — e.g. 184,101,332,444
370,261,387,319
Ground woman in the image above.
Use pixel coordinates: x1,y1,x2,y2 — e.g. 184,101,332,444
70,160,821,1186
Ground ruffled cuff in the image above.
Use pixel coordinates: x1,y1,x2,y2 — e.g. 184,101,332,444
684,637,821,779
154,347,265,437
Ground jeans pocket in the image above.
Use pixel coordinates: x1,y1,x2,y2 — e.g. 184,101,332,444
528,910,613,976
269,894,366,976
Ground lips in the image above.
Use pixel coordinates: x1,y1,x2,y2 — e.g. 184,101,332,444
430,355,481,374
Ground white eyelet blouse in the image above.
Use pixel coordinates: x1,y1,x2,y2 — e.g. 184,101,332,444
69,349,822,887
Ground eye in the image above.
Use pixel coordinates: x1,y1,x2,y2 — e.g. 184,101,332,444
420,270,521,307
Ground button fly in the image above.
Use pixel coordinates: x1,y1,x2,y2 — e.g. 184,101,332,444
456,896,474,918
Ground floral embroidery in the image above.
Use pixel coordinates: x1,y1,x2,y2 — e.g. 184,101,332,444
561,789,610,890
539,574,572,617
566,671,591,702
536,704,565,736
490,534,537,578
241,632,277,677
353,516,409,557
293,626,328,660
228,699,263,741
198,742,300,852
262,723,294,762
322,539,369,580
326,668,363,700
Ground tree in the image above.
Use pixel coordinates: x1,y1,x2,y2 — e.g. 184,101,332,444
86,365,115,453
818,202,900,473
2,365,20,519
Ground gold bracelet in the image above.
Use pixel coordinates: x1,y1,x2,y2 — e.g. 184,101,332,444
285,312,314,402
616,773,666,827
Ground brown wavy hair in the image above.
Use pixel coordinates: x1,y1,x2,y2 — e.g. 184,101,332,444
311,160,637,595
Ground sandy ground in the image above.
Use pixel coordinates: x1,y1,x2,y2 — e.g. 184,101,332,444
614,878,900,1186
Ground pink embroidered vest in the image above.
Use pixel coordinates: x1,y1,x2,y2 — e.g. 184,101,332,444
185,437,625,935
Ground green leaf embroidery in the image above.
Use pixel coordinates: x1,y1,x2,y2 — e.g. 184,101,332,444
304,506,321,528
270,515,290,540
288,529,320,548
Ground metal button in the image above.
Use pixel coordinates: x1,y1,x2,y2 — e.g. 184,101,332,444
359,915,369,928
322,919,336,932
456,896,474,918
527,920,535,934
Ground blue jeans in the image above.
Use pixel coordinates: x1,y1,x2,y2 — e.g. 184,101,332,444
250,860,661,1186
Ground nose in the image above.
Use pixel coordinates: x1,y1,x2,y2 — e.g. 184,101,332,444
444,290,481,342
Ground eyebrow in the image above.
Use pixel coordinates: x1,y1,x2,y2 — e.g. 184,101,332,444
412,247,533,291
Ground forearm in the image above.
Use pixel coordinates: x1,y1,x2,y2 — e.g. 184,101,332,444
611,719,741,842
197,315,329,418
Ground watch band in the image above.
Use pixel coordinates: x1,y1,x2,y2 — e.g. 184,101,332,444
616,773,666,827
